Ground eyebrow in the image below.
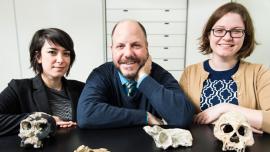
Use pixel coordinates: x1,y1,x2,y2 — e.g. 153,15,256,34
213,26,245,29
48,47,70,52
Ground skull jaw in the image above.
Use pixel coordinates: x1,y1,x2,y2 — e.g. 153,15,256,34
222,140,246,152
20,135,43,148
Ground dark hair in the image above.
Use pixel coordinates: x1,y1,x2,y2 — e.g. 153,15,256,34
111,20,148,44
199,2,256,59
29,28,75,76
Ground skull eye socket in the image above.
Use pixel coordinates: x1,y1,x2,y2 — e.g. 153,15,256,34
238,126,246,136
21,122,31,130
222,124,233,133
38,123,48,131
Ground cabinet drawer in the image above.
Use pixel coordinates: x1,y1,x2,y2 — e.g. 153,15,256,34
107,22,186,35
153,58,184,70
147,34,185,46
149,46,185,58
107,0,186,9
106,9,186,22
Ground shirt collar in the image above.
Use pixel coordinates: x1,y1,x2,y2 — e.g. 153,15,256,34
118,71,129,85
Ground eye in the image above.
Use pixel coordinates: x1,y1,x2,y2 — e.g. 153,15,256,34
238,126,246,136
63,51,71,57
21,121,31,130
48,50,57,55
116,44,124,49
222,124,234,133
231,29,243,34
132,44,142,49
214,29,225,33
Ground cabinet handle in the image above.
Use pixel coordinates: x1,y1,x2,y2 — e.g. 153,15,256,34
163,47,168,49
164,35,169,37
123,9,128,12
164,9,170,12
163,59,168,61
164,22,170,25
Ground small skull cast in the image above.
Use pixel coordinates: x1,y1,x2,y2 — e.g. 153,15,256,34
214,111,254,152
18,112,57,148
143,125,192,150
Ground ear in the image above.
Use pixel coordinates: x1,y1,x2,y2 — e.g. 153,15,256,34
110,44,113,52
35,51,42,64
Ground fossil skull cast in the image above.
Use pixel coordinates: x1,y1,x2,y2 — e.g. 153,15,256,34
213,111,254,152
74,145,110,152
143,125,192,150
18,112,57,148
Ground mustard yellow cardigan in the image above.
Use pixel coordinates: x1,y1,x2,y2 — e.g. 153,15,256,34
179,60,270,133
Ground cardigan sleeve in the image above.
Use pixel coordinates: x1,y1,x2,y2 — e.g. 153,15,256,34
256,65,270,133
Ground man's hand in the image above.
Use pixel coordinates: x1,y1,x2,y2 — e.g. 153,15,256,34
147,112,163,125
136,55,152,81
53,116,77,128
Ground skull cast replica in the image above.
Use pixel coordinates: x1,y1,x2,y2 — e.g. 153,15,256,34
18,112,57,148
74,145,110,152
143,125,192,150
214,111,254,152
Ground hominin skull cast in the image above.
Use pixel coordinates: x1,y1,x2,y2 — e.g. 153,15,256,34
18,112,57,148
214,111,254,152
143,125,192,150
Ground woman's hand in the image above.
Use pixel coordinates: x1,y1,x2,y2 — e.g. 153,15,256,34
194,103,228,124
194,103,264,134
53,116,77,128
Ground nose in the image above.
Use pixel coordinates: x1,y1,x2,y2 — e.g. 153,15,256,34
123,45,134,58
223,31,233,40
56,53,63,64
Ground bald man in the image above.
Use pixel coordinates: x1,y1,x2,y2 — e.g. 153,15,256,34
77,20,194,129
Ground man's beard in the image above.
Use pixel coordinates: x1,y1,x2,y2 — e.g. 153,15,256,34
116,55,147,80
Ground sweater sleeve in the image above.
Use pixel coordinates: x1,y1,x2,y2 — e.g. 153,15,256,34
138,68,195,128
0,80,29,136
77,69,147,129
257,65,270,133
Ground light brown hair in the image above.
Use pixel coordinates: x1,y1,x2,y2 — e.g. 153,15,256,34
199,2,256,59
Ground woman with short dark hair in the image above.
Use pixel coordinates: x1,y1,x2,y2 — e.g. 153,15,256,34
0,28,84,136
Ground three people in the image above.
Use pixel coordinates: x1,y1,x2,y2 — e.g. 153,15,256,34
77,19,195,129
0,28,84,135
179,2,270,133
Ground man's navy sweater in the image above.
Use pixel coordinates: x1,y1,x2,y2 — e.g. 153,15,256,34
77,62,194,128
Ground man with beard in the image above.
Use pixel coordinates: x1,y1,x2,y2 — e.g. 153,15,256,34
77,19,194,129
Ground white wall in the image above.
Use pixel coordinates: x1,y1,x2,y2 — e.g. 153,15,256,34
0,0,21,90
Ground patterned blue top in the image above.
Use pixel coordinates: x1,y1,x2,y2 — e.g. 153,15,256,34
200,60,239,110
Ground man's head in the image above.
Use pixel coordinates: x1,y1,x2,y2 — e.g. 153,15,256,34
111,20,149,79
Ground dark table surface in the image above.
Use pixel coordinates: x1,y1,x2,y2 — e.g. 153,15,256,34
0,124,269,152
